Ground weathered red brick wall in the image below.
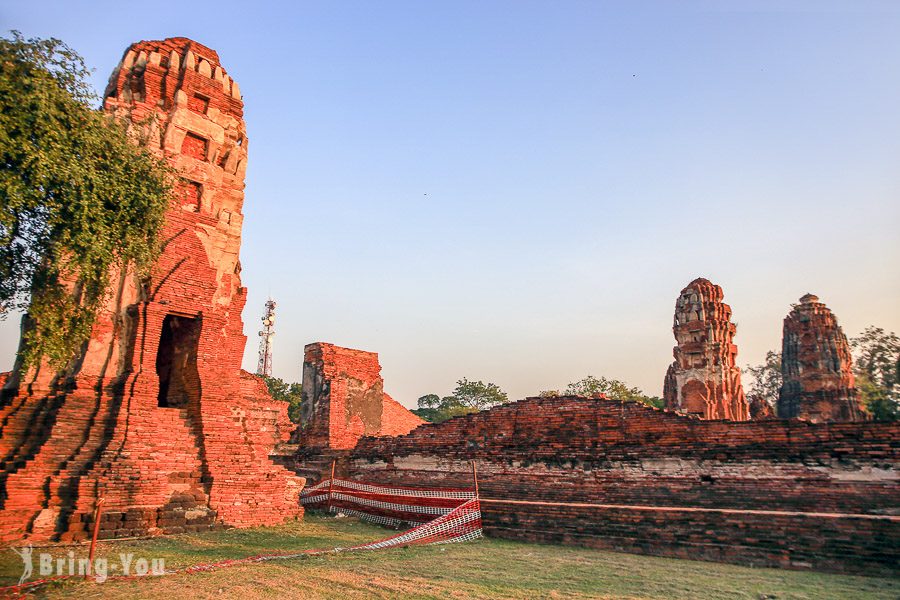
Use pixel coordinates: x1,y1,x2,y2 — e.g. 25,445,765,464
300,343,423,450
381,393,427,437
346,396,899,575
482,502,895,575
240,371,296,448
0,38,302,542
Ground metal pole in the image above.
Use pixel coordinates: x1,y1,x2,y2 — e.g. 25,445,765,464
86,497,105,580
327,460,336,513
470,460,480,500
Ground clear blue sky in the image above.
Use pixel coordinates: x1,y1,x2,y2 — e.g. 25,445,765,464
2,1,899,406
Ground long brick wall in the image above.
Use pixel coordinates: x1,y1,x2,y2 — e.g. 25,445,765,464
346,396,899,575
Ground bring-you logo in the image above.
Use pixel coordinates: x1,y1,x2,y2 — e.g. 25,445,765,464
10,544,165,584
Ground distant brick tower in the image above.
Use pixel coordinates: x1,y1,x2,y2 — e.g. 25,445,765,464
663,278,749,420
0,38,302,542
777,294,864,423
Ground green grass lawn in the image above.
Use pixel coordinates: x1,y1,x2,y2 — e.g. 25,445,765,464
0,514,895,599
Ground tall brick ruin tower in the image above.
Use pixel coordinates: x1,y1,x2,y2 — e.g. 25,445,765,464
0,38,303,542
663,278,749,420
777,294,864,423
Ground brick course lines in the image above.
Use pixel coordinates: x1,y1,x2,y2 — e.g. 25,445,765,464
341,396,899,575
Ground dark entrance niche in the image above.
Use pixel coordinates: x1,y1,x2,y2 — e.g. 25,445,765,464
156,314,202,408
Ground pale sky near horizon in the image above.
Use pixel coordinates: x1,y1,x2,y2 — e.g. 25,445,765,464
1,1,898,408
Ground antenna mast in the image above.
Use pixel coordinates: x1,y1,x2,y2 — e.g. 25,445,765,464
257,298,276,377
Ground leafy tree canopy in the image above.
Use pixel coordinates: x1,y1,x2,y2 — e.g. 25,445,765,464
453,377,508,411
851,327,900,391
745,350,782,408
851,327,899,421
262,375,303,424
565,375,663,409
415,394,442,410
0,32,171,368
412,395,476,424
413,378,509,423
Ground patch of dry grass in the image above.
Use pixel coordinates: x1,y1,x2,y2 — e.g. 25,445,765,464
0,515,895,599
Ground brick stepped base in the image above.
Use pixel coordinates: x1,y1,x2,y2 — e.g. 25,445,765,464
0,377,304,542
0,389,55,461
0,386,112,541
0,385,215,542
62,405,214,541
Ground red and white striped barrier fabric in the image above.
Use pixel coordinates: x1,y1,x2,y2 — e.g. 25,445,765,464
301,478,483,544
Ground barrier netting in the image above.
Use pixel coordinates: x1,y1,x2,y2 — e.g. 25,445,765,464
0,479,482,597
300,478,483,543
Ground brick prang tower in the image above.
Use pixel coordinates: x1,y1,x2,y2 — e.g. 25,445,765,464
0,38,303,542
663,278,749,420
777,294,864,423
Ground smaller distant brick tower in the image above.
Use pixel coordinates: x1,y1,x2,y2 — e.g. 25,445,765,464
777,294,864,423
663,278,748,420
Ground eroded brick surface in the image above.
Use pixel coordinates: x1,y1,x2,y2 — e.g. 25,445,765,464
778,294,865,423
381,393,427,436
663,278,748,420
345,396,899,575
748,394,775,420
300,343,423,450
0,38,302,542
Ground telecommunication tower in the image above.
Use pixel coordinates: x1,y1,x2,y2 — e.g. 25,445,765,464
256,299,276,376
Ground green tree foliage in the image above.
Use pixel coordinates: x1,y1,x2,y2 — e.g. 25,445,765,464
412,394,476,423
745,351,782,409
565,375,664,409
850,327,899,421
453,377,508,410
262,375,303,424
415,393,441,411
855,374,896,421
413,379,509,423
0,32,172,368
